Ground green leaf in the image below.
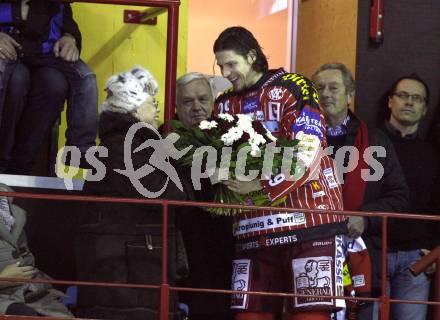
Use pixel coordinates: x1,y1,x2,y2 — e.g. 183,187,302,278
193,128,208,143
170,120,185,131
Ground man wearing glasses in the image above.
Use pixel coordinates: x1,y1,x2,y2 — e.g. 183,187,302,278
381,74,439,320
387,74,430,136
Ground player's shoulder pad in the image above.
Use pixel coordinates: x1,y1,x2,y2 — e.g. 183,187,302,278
273,72,320,106
274,72,312,90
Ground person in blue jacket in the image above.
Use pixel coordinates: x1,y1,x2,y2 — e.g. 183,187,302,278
0,0,98,174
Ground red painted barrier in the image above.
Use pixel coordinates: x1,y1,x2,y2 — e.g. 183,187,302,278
0,190,439,320
1,1,439,319
411,246,440,319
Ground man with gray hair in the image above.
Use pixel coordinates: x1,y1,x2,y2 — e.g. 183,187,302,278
312,62,408,235
176,72,216,128
174,72,233,320
312,63,409,319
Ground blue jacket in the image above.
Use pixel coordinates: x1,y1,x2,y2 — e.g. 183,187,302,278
0,0,81,56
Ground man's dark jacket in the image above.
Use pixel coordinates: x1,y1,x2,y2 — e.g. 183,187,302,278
327,111,409,290
381,123,440,251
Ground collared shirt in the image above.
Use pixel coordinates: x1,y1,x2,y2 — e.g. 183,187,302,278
384,122,417,140
326,114,351,137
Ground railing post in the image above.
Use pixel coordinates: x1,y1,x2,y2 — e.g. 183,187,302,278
163,2,180,133
380,216,389,320
160,200,170,320
435,255,440,320
410,245,440,319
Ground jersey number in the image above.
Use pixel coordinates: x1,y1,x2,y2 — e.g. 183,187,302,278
218,100,230,113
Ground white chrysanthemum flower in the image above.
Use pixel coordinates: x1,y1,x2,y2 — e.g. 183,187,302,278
236,114,253,130
243,126,255,135
220,133,234,146
250,144,261,157
266,131,277,142
230,126,244,138
199,120,218,130
218,113,234,122
199,120,210,129
249,131,266,146
237,113,252,121
221,126,243,146
209,121,218,129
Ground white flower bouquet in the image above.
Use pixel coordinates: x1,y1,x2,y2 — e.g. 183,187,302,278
171,113,298,215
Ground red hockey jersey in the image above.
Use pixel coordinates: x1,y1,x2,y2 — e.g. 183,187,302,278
214,69,345,242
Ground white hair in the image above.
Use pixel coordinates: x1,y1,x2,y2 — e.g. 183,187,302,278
176,72,215,107
101,66,158,114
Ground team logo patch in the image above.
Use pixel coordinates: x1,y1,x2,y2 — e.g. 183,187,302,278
231,259,251,309
293,107,324,140
256,110,264,121
295,131,321,167
312,240,333,247
236,240,261,251
233,213,306,237
323,168,338,189
352,275,366,288
311,181,322,191
242,96,259,114
293,257,334,307
264,234,298,247
311,181,325,198
268,87,285,101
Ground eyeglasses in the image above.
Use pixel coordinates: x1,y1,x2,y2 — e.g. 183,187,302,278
392,91,426,104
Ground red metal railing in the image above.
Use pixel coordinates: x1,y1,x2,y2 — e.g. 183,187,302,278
0,0,181,317
0,190,439,320
411,246,440,320
1,1,438,319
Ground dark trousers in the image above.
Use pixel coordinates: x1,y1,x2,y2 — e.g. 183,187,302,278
75,223,181,320
176,210,234,320
6,303,39,316
0,54,97,174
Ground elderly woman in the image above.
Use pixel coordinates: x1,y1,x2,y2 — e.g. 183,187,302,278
75,66,187,320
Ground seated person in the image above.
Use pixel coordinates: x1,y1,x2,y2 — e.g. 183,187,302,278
0,0,98,174
0,183,73,317
75,66,187,320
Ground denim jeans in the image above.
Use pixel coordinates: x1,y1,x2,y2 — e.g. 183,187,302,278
370,249,431,320
0,55,98,174
0,62,32,172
